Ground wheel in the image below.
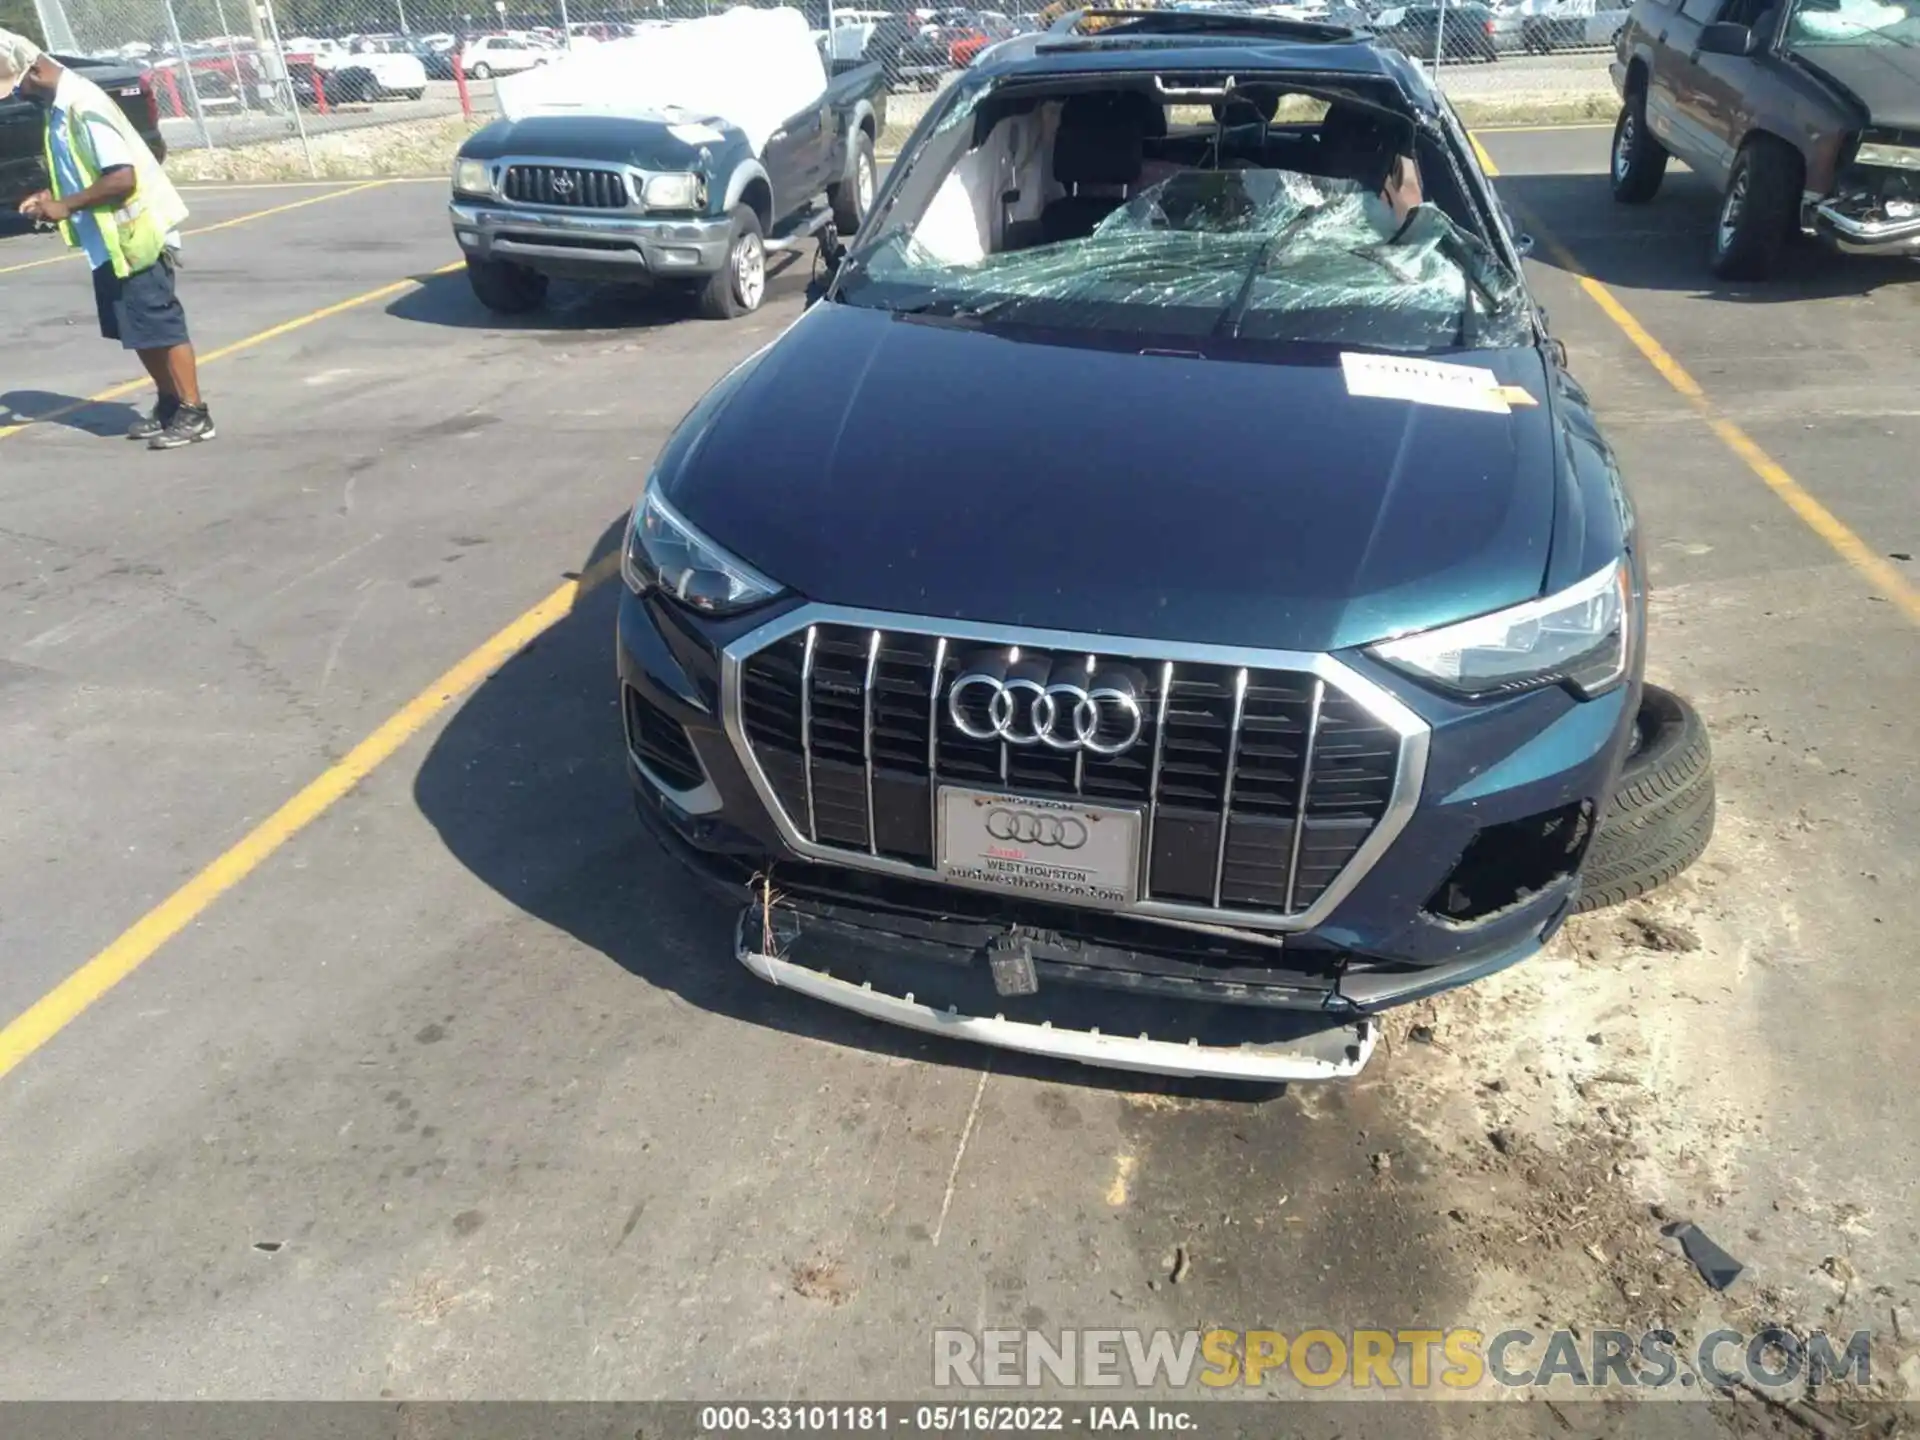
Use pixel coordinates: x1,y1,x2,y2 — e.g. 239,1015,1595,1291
1610,87,1668,203
829,129,877,234
1574,685,1715,913
465,256,548,314
468,61,492,79
695,205,766,320
1711,138,1801,280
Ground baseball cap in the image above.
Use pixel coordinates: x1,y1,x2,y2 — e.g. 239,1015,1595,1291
0,27,44,92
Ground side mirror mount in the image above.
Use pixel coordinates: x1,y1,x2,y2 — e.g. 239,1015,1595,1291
1698,20,1756,54
1513,231,1536,259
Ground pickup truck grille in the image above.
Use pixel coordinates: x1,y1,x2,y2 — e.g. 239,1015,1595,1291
730,616,1421,926
501,164,630,209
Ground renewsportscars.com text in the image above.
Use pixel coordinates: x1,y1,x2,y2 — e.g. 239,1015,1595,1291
933,1327,1873,1392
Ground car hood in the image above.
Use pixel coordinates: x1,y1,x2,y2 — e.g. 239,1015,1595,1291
459,113,745,169
661,304,1562,654
1792,44,1920,130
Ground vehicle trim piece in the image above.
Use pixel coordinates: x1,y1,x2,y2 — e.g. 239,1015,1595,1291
800,624,819,842
927,636,948,850
734,913,1377,1081
628,747,724,815
1284,678,1326,914
862,627,881,854
721,603,1431,934
1211,667,1249,910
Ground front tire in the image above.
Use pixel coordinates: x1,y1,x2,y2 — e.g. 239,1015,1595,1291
1711,138,1801,280
695,205,766,320
468,61,492,79
465,256,548,314
1610,88,1668,203
1575,686,1716,913
829,129,877,235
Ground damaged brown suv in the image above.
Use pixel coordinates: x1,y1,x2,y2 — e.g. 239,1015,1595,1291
1609,0,1920,277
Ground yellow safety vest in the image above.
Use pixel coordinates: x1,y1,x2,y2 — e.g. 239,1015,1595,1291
42,71,189,279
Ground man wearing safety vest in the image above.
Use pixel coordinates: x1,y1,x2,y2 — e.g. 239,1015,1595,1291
2,29,214,448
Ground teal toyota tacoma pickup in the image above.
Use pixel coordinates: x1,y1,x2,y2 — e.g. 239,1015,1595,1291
448,54,886,320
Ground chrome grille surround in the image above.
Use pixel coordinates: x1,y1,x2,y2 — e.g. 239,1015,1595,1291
721,604,1431,934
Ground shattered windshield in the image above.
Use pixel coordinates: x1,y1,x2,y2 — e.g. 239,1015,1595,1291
1786,0,1920,44
841,165,1530,351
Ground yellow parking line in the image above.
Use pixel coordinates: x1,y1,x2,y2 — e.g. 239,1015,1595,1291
0,179,391,277
1471,122,1614,134
0,550,624,1085
177,176,446,191
0,259,463,441
1475,129,1920,626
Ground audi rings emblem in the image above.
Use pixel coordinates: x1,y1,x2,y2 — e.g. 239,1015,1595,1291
947,660,1145,755
986,808,1088,849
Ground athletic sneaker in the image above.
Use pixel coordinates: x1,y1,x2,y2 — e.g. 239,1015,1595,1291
127,397,179,441
148,403,217,450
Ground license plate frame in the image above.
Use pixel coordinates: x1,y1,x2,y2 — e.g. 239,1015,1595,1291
936,786,1143,910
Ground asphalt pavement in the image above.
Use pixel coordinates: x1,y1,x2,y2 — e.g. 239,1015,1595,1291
0,137,1914,1407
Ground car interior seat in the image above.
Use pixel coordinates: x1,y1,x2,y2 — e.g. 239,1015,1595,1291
1039,92,1157,243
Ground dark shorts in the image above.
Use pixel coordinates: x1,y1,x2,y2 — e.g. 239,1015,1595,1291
92,253,191,351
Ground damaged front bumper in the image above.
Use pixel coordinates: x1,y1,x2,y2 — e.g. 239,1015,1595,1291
734,911,1378,1082
620,585,1635,1085
449,200,734,280
1810,184,1920,256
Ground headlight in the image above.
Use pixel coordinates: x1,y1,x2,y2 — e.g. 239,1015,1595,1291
452,157,492,195
623,487,783,615
1854,141,1920,172
1370,561,1630,699
642,172,705,209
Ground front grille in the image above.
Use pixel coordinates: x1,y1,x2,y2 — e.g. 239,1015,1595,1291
501,164,630,209
733,619,1415,924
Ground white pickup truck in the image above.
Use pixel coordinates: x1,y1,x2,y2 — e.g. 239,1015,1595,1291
287,37,428,100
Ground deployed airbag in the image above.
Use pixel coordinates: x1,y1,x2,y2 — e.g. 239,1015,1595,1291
494,7,828,157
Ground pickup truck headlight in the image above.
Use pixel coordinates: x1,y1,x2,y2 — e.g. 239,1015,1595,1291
1370,560,1631,699
453,157,493,195
642,172,705,210
1855,141,1920,172
623,488,784,615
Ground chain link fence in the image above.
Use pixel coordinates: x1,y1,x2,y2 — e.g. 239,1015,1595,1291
848,2,1619,146
25,0,1616,177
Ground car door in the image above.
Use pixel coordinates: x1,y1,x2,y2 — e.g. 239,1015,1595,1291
764,95,833,218
1642,0,1727,175
1677,0,1773,180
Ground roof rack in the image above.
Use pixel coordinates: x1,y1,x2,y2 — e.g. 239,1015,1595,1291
1046,6,1364,41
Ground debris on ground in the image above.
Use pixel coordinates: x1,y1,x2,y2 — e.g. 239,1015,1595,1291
1488,1128,1516,1156
1622,913,1703,952
791,1258,855,1306
1370,1151,1392,1177
1169,1245,1191,1285
1664,1220,1744,1291
1408,1024,1435,1044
